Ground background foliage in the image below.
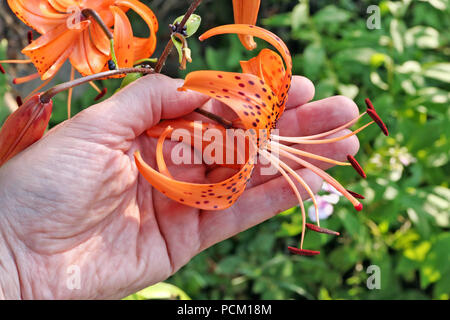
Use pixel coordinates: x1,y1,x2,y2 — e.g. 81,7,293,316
1,0,449,300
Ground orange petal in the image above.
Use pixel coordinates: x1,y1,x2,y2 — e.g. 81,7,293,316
114,0,159,60
89,20,111,56
232,0,261,50
115,0,159,33
241,48,286,98
147,119,245,170
7,0,68,34
180,70,281,133
135,149,255,210
110,6,134,69
156,126,174,178
200,24,292,114
22,20,90,80
133,36,157,62
69,28,109,76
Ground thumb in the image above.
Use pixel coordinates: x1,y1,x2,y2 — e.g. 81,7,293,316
78,73,209,139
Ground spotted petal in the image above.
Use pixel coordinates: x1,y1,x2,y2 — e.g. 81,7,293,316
8,0,68,34
135,120,257,211
22,20,90,80
241,48,286,99
200,24,292,119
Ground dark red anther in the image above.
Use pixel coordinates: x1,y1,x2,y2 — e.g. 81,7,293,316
305,223,340,236
27,31,34,44
367,107,389,136
347,155,367,179
346,189,365,199
0,64,5,74
306,223,340,236
94,88,107,101
16,96,23,107
365,98,374,110
288,247,320,256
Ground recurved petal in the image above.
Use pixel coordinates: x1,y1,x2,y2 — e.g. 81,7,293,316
200,24,292,117
181,71,282,133
8,0,69,34
69,28,109,76
89,20,111,56
135,150,255,211
133,36,157,62
110,6,134,69
240,48,286,98
22,20,90,79
147,119,246,170
232,0,261,50
115,0,159,33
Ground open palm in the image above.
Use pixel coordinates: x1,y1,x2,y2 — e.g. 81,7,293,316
0,74,359,299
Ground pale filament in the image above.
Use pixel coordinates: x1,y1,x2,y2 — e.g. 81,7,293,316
291,112,366,140
259,149,307,249
273,145,361,209
265,144,320,226
272,121,374,145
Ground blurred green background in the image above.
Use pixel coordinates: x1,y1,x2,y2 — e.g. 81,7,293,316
1,0,449,300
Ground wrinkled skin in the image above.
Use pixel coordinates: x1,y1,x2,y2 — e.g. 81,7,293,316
0,74,359,299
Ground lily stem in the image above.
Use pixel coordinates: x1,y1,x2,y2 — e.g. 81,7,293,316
153,0,233,129
154,0,203,73
81,8,118,69
40,68,154,103
81,8,113,39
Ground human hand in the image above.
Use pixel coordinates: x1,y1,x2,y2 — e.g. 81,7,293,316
0,74,359,299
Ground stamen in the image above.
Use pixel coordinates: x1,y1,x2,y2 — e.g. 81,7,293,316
94,88,107,101
294,113,366,141
0,59,32,64
275,142,351,167
259,150,307,250
347,155,366,179
267,147,320,227
365,98,374,110
67,67,75,119
346,189,365,199
288,247,320,256
13,73,40,85
0,64,5,74
276,147,362,211
367,108,389,136
16,96,23,107
305,223,340,236
89,81,102,93
272,121,374,145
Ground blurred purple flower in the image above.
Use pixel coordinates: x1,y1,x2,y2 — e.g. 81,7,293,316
308,183,342,222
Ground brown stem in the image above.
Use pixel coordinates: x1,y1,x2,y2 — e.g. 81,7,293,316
40,68,154,103
81,8,113,40
154,0,203,73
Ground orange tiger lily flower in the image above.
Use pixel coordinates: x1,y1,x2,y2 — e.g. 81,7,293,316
232,0,261,50
3,0,158,80
135,25,389,255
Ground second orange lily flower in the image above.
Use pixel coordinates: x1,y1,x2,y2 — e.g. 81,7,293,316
4,0,158,82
